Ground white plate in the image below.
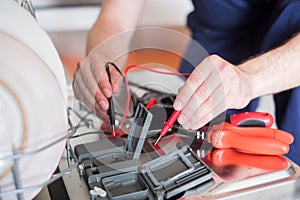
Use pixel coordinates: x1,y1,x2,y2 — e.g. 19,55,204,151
0,32,68,199
0,0,67,104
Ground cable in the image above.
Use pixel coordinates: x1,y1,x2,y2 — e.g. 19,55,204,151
105,63,117,135
67,107,94,130
103,62,132,137
116,64,190,138
70,131,103,139
100,63,190,138
123,64,190,77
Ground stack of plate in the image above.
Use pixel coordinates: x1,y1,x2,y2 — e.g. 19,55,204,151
0,0,68,199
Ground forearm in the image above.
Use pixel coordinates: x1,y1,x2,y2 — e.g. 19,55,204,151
239,33,300,99
87,0,145,53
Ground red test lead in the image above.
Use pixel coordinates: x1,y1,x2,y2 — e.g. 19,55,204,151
154,110,182,146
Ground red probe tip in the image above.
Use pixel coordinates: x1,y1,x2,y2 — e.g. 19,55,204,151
154,135,162,146
155,110,182,146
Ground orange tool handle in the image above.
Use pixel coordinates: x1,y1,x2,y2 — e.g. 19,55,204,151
211,128,290,155
211,149,288,171
230,112,274,128
219,122,294,144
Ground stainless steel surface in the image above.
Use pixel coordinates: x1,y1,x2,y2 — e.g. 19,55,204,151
202,164,300,199
31,0,102,8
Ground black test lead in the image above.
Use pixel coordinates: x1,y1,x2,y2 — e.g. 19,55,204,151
105,62,116,136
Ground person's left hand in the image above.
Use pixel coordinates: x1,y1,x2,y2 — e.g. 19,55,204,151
73,52,122,117
173,55,253,130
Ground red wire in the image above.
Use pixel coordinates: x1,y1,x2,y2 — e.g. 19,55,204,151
101,64,190,138
124,64,190,77
100,117,110,130
145,97,158,109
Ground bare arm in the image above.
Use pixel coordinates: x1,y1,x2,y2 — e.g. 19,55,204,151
87,0,146,53
243,33,300,98
73,0,145,116
174,33,300,130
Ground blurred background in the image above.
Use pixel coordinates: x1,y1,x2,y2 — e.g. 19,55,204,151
31,0,193,77
30,0,274,123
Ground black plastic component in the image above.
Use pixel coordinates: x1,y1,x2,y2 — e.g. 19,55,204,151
139,146,212,199
74,103,152,182
74,138,125,164
237,119,266,127
102,173,149,200
124,104,152,159
74,103,213,200
137,92,176,132
88,146,212,200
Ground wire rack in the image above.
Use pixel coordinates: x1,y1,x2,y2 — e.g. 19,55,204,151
0,101,102,200
20,0,36,19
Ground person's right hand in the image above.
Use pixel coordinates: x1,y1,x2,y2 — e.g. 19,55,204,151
73,52,122,117
174,55,253,130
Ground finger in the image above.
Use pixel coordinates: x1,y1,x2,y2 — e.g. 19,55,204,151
180,93,214,130
95,103,108,117
80,61,111,111
90,59,113,99
181,85,227,130
110,67,123,94
178,71,222,125
74,77,108,117
73,75,97,112
75,85,95,115
174,55,219,110
174,68,210,110
80,61,104,97
74,65,109,115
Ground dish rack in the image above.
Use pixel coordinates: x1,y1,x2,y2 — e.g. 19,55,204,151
0,110,78,200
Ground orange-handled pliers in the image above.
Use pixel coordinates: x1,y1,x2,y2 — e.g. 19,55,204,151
230,112,274,128
207,122,294,155
210,148,289,171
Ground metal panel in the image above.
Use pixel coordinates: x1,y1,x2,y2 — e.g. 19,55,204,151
31,0,103,8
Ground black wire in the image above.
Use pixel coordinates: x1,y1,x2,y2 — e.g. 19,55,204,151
105,62,137,104
105,63,116,130
70,62,145,139
105,62,137,119
105,62,124,77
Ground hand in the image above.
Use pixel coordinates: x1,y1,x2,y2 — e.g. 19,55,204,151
73,52,122,117
174,55,253,130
